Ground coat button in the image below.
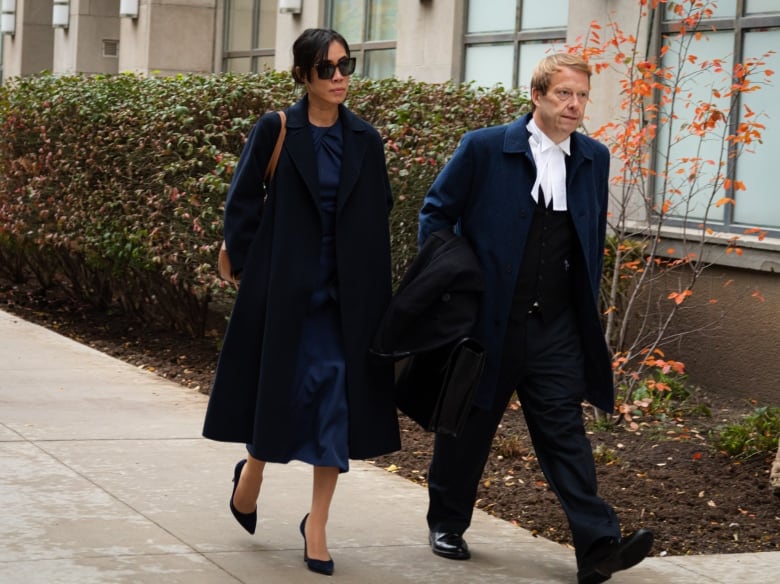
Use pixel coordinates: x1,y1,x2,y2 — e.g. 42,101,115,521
441,292,451,302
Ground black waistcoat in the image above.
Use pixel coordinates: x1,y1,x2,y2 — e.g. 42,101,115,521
511,195,577,322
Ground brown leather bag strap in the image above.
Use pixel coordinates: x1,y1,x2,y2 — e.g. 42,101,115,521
263,111,287,182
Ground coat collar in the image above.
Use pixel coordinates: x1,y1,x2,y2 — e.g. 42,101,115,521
505,113,597,191
284,94,367,133
282,94,369,216
501,113,603,218
504,113,595,160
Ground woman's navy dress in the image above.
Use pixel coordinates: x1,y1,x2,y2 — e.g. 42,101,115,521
249,120,350,472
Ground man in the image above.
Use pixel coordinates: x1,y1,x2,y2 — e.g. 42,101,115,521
417,53,653,584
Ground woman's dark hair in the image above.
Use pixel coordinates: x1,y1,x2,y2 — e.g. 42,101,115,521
291,28,351,84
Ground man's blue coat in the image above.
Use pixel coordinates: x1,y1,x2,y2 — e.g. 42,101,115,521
418,113,615,412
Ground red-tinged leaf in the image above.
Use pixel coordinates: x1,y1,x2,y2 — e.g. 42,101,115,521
692,452,703,460
668,290,692,305
715,197,735,207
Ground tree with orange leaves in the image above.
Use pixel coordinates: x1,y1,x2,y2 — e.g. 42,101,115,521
569,0,772,417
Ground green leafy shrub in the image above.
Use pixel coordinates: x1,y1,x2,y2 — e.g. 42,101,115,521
350,78,529,285
0,71,294,334
613,368,703,430
713,406,780,459
592,444,621,465
0,71,529,335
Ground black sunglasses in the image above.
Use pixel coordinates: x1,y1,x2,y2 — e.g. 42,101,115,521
315,57,357,80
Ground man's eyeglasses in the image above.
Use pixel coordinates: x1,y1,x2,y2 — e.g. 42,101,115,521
315,57,357,80
552,88,589,103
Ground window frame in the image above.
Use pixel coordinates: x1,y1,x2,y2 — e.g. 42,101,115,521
222,0,276,73
653,6,780,236
462,0,568,89
326,0,398,79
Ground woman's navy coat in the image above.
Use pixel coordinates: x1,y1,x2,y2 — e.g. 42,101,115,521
203,97,401,460
418,113,615,413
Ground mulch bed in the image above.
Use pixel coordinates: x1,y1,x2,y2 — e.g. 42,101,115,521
2,278,778,557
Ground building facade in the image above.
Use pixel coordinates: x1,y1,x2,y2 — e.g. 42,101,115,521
1,0,778,401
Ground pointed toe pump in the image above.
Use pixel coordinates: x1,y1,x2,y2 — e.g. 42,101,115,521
229,459,257,534
300,513,334,576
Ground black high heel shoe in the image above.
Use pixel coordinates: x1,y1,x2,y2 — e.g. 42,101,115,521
229,459,257,534
299,513,334,576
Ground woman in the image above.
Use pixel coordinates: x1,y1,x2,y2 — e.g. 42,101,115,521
202,28,400,576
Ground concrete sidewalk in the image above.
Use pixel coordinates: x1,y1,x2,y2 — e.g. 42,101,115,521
0,308,776,583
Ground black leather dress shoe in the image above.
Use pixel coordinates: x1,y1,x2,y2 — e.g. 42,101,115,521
429,531,471,560
577,528,654,584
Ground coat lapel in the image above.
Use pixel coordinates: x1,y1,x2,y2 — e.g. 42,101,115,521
506,114,600,226
504,115,532,158
565,134,595,220
504,115,537,212
336,106,367,217
284,98,320,208
281,99,369,217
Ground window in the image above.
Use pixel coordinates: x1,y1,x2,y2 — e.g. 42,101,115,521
463,0,569,89
327,0,398,79
656,3,780,233
223,0,277,73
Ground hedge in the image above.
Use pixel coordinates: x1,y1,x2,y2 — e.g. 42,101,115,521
0,71,529,336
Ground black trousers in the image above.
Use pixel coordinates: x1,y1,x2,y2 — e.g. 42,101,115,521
426,306,620,563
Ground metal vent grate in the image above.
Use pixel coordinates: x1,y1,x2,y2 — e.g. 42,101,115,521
103,39,119,58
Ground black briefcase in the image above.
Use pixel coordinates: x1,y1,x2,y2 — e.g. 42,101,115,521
394,337,485,437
